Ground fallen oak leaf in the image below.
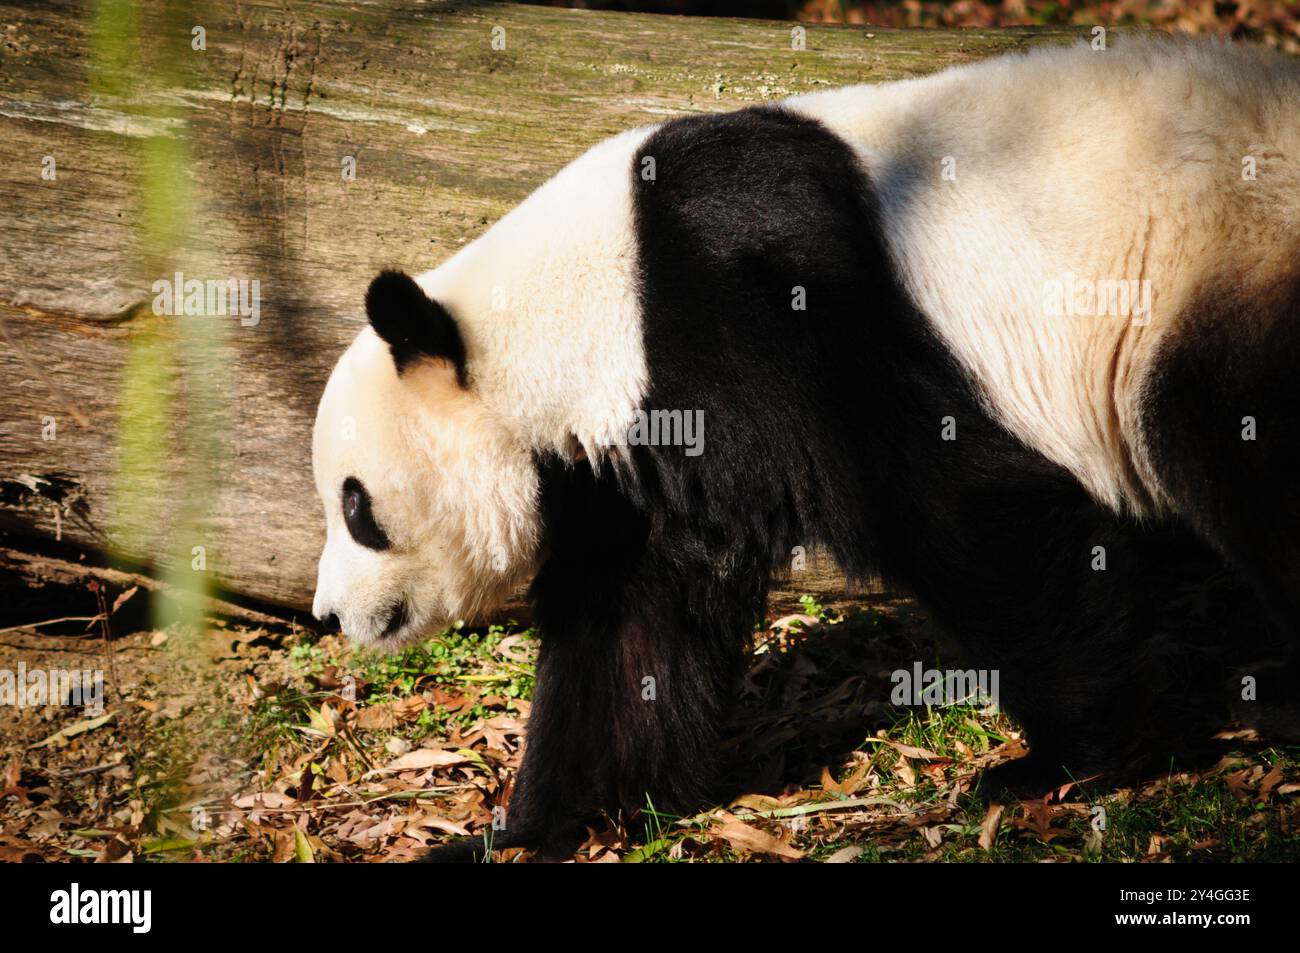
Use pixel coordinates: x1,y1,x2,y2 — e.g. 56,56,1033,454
0,837,44,862
356,695,427,731
0,759,30,805
1259,763,1285,801
430,687,474,711
1223,768,1257,800
1011,800,1070,843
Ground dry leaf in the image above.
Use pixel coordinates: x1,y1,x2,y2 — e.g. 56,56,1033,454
111,586,139,615
1012,800,1071,843
1259,763,1284,800
884,740,945,761
823,845,862,863
406,813,472,838
895,754,917,788
232,791,293,809
979,803,1004,852
769,613,821,633
712,814,804,860
0,760,30,806
29,713,114,750
366,748,469,777
356,695,427,731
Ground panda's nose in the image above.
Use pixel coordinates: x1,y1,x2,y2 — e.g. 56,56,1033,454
318,612,341,634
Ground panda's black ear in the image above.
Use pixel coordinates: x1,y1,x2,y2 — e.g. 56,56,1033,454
365,270,467,385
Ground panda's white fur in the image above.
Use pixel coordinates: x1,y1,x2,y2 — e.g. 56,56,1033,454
414,126,656,462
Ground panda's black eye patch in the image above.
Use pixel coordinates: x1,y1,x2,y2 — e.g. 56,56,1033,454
341,477,390,551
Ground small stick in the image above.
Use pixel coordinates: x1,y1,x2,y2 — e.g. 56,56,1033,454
90,583,118,702
0,615,104,636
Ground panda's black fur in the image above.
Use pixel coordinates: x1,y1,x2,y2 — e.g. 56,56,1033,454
417,105,1297,861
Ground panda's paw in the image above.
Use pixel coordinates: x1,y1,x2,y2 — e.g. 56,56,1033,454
417,835,501,863
416,825,584,863
1230,658,1300,741
975,753,1066,802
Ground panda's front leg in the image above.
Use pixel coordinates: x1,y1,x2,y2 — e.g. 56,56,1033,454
500,566,754,859
419,630,604,862
422,542,757,862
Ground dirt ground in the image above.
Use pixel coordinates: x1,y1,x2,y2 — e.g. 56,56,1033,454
3,581,1299,863
0,612,302,862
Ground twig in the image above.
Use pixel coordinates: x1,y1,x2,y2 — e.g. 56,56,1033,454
0,614,103,635
0,640,154,652
90,583,119,702
56,763,120,778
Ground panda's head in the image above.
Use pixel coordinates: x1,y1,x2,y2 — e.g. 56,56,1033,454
310,271,541,648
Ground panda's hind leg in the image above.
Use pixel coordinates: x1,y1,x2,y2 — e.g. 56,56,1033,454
1140,280,1300,726
979,519,1241,797
878,403,1245,797
970,519,1257,800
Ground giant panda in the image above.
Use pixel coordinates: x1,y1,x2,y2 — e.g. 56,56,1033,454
310,36,1300,860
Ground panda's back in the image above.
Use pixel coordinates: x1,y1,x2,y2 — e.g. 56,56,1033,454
785,38,1300,514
